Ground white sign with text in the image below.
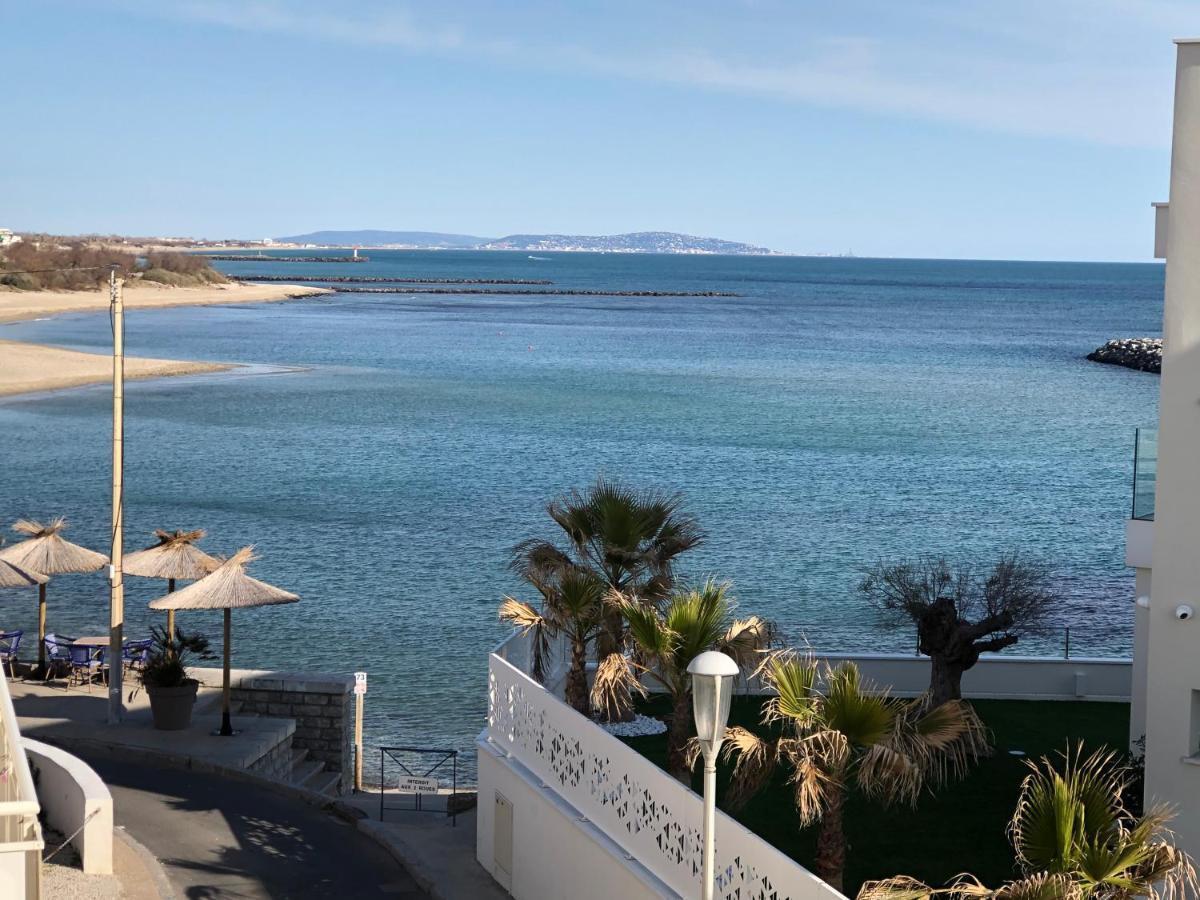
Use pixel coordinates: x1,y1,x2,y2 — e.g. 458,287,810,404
396,775,439,794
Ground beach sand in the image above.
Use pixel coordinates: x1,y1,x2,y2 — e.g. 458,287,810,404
0,282,329,397
0,281,329,324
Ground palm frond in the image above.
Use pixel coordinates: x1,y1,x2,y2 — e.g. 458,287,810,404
719,726,779,813
721,614,776,669
590,652,645,721
856,876,940,900
821,662,896,748
499,597,552,684
759,652,820,727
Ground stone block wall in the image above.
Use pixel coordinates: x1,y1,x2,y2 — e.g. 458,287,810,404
248,733,295,782
227,671,354,792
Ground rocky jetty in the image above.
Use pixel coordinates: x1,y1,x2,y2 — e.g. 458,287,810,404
1087,337,1162,373
237,275,553,285
331,287,739,297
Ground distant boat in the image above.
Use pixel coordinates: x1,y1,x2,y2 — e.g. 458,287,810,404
528,255,550,261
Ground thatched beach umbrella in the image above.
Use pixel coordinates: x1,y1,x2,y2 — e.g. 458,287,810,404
149,546,297,736
124,529,219,636
0,519,108,671
0,559,47,591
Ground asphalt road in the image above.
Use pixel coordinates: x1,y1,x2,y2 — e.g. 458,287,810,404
80,754,429,900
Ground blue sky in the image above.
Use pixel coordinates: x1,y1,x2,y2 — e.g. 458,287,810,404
2,0,1194,259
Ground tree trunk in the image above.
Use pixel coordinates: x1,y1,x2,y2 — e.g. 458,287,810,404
667,690,693,783
813,785,847,893
928,653,965,707
565,636,592,718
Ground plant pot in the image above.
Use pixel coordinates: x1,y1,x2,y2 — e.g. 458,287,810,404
146,682,198,731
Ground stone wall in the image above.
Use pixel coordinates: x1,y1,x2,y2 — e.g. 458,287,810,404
223,671,354,791
247,732,294,782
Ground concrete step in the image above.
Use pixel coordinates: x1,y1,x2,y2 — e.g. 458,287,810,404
290,758,325,786
304,769,341,797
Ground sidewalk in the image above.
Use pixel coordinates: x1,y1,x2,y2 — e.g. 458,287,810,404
345,789,509,900
11,677,293,771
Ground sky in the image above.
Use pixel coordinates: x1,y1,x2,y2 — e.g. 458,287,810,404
1,0,1196,260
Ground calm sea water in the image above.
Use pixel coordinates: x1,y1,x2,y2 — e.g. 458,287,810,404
0,252,1163,773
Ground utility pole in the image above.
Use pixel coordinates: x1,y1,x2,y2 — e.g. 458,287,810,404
108,269,125,725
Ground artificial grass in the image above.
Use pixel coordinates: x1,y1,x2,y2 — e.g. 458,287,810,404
621,696,1130,897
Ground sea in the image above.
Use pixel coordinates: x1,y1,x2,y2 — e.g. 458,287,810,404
0,251,1163,775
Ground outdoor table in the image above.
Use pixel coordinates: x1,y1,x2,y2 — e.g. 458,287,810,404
73,636,109,648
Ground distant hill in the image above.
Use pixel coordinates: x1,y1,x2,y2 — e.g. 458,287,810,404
275,229,774,255
481,231,772,255
275,230,492,248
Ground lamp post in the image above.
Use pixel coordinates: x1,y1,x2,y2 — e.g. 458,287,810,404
688,650,739,900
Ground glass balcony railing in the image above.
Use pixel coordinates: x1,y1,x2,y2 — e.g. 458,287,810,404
1132,427,1157,521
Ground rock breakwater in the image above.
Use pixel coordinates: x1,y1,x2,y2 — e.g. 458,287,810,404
1087,338,1162,373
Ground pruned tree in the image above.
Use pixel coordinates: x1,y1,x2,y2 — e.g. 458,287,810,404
859,554,1055,707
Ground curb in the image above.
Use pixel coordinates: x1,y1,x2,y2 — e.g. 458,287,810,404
113,825,178,900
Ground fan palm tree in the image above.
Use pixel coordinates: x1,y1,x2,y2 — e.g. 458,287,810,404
509,477,703,720
500,566,607,716
858,745,1197,900
595,579,773,781
719,655,988,893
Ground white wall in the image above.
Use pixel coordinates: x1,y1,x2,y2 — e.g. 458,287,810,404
760,654,1131,702
23,739,112,875
1130,569,1152,750
1145,38,1200,865
476,740,673,900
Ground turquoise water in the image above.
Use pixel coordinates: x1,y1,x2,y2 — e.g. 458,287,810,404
0,252,1162,769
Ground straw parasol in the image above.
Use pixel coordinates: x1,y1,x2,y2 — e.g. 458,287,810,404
149,546,297,736
0,559,47,590
124,529,219,636
0,519,108,671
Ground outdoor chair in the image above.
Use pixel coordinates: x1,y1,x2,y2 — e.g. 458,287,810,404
67,643,103,692
0,631,22,679
122,638,152,676
42,634,74,683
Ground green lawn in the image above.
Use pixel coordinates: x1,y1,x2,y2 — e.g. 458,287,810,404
621,696,1130,897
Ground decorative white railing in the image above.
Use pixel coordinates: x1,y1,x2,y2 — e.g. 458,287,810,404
0,672,40,848
487,632,843,900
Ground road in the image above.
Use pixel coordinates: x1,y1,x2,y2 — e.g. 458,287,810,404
80,754,429,899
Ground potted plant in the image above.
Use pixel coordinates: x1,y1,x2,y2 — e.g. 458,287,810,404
134,627,214,731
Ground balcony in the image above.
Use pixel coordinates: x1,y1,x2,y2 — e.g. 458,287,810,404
1132,427,1157,521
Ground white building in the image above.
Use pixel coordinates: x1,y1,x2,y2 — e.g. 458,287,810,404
0,229,21,247
1126,37,1200,866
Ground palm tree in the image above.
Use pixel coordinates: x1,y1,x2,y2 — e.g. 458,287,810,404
858,745,1197,900
719,655,988,894
500,566,607,717
509,477,703,720
595,579,773,781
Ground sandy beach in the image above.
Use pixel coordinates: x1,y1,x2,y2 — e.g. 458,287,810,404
0,282,329,398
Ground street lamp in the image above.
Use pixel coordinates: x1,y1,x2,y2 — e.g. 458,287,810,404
688,650,739,900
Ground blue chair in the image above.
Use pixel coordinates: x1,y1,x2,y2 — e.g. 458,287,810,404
122,639,152,677
42,634,74,683
67,643,102,692
0,630,22,678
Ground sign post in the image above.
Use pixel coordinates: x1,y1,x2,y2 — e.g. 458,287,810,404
353,671,366,792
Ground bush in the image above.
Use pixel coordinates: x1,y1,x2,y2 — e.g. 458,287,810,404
0,238,226,290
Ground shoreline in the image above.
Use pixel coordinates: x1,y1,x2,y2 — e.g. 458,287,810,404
0,281,329,398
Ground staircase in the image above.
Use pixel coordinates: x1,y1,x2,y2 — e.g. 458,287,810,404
287,748,341,796
195,691,342,796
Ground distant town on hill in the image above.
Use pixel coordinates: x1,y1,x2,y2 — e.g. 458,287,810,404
275,230,776,255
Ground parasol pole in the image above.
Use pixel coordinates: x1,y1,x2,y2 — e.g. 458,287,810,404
108,270,125,724
167,578,176,638
220,608,234,736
